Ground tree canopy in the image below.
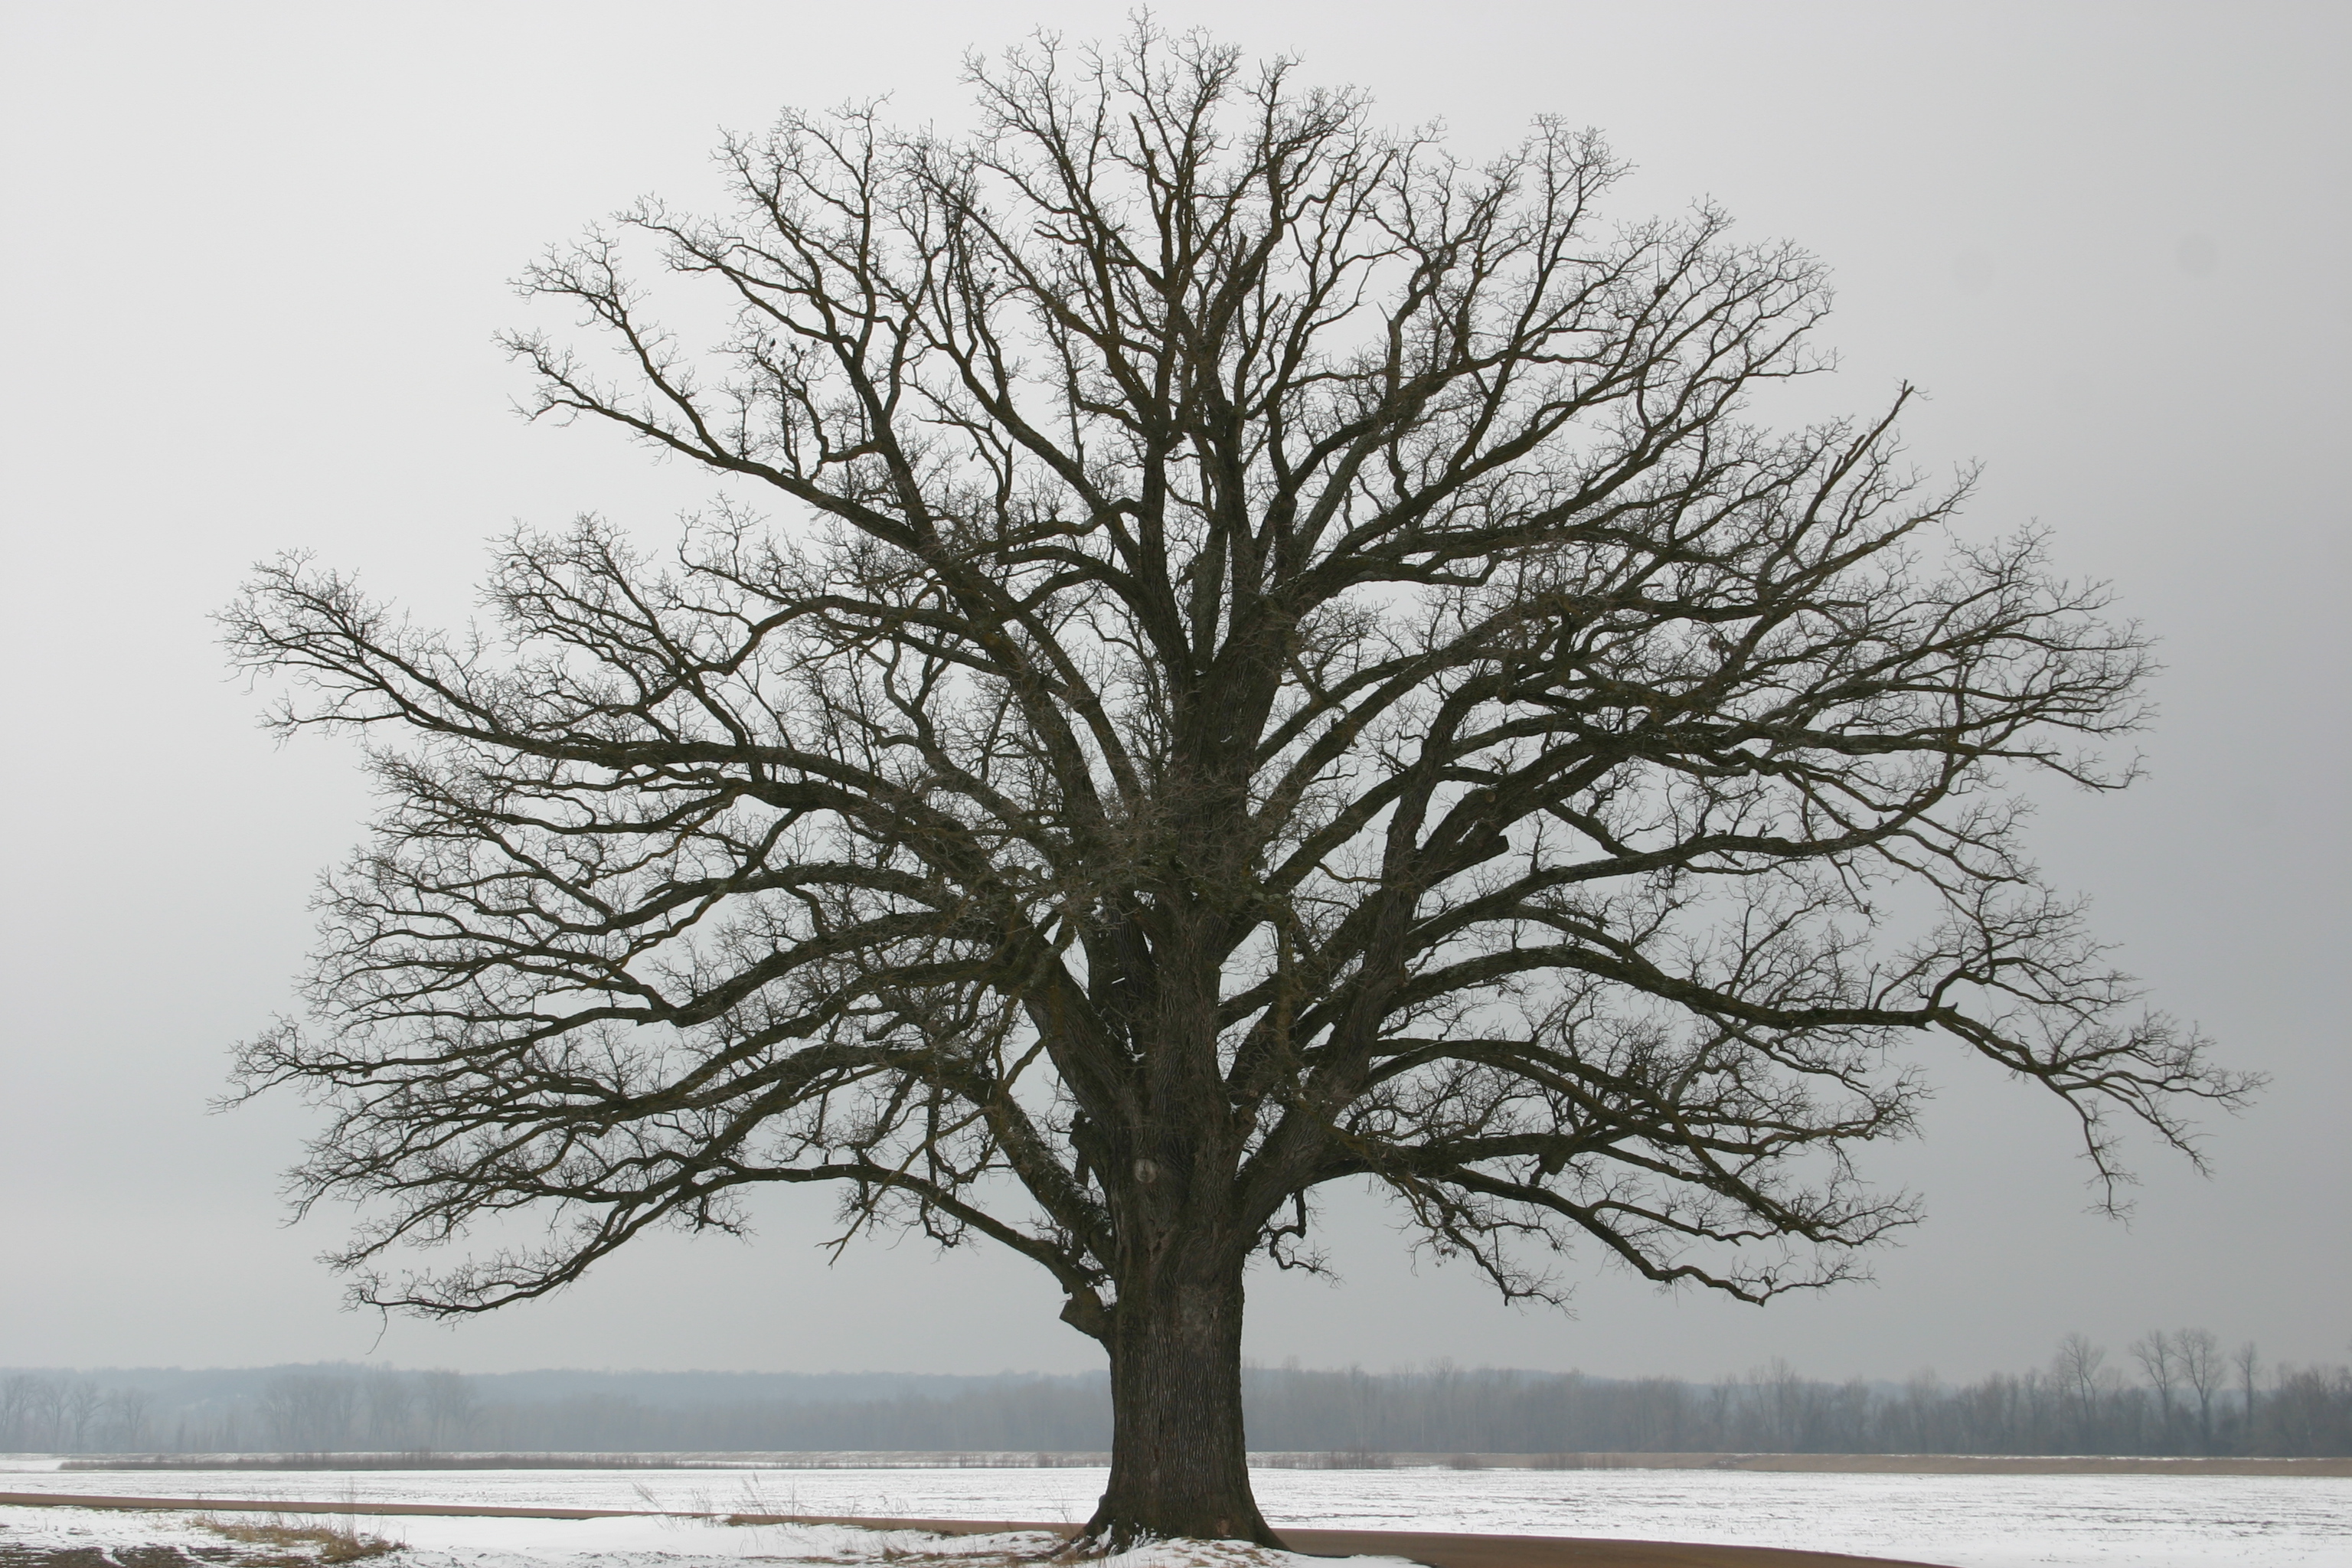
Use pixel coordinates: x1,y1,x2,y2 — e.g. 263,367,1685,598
225,24,2250,1545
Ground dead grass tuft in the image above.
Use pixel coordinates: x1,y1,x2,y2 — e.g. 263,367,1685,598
190,1514,402,1566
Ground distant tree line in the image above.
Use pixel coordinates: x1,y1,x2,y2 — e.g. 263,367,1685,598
0,1366,479,1456
5,1333,2347,1458
1243,1337,2352,1457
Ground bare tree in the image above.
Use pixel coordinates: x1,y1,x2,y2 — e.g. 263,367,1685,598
364,1370,418,1450
2236,1341,2262,1442
261,1373,357,1455
104,1387,155,1452
2055,1334,2109,1442
417,1370,475,1452
223,24,2252,1545
28,1379,66,1452
60,1380,102,1454
0,1374,37,1452
2174,1327,2222,1453
2130,1328,2179,1446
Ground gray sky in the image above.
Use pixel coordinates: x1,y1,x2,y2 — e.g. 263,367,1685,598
2,0,2344,1384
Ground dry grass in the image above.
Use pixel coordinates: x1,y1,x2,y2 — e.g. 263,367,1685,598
189,1514,402,1565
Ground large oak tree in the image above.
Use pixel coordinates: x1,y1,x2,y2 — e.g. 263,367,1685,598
226,25,2250,1547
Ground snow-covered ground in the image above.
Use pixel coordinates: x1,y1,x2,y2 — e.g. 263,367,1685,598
3,1459,2349,1568
0,1504,1382,1568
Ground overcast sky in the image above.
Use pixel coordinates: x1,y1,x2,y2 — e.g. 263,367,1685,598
2,1,2344,1385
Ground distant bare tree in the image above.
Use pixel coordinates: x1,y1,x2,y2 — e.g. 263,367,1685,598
103,1387,155,1452
2176,1327,2223,1452
0,1374,36,1451
2055,1334,2108,1441
258,1377,299,1452
1887,1369,1943,1453
2265,1363,2352,1456
261,1373,357,1454
2236,1341,2262,1440
2130,1329,2179,1445
224,22,2253,1545
1744,1357,1810,1452
418,1370,475,1452
60,1380,102,1453
34,1380,67,1451
364,1370,418,1449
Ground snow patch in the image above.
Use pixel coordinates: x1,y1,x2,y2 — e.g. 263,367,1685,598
0,1507,1416,1568
6,1464,2352,1568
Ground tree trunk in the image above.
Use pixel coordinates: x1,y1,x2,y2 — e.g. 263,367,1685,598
1082,1259,1277,1549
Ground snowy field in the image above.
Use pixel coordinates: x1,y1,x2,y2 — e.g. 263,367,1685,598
5,1459,2350,1568
0,1506,1365,1568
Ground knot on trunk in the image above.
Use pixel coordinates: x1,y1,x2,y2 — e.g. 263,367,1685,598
1059,1287,1112,1342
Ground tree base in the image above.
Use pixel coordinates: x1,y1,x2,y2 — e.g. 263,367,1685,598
1085,1269,1280,1553
1068,1511,1285,1555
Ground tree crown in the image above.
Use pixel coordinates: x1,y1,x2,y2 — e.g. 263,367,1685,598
224,24,2251,1330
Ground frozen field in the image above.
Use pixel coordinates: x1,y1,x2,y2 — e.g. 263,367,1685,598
4,1459,2350,1568
0,1507,1362,1568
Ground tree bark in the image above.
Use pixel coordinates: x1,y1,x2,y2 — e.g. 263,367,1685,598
1083,1259,1277,1549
